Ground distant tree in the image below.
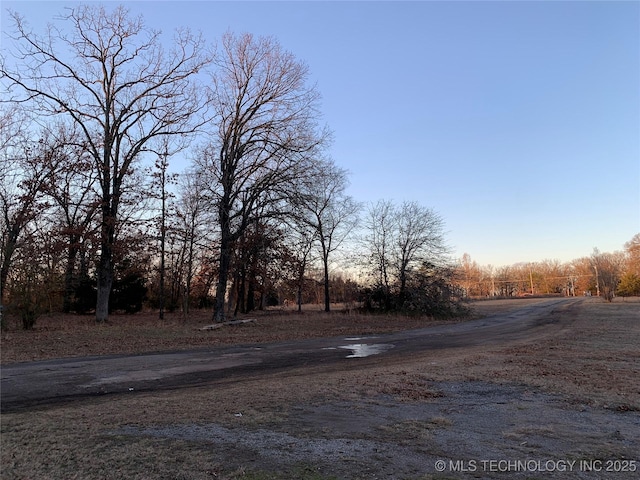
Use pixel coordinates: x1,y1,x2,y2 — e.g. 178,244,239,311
394,201,447,301
39,122,100,313
363,200,396,305
361,199,447,310
458,253,478,298
197,32,328,322
282,217,317,312
617,234,640,298
624,233,640,276
495,266,518,297
617,273,640,298
537,259,566,295
0,117,60,326
172,170,211,314
569,257,595,296
147,140,178,320
481,264,497,297
294,160,359,312
2,5,211,322
591,248,625,302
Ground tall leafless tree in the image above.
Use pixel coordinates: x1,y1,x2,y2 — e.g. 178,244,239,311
394,201,446,299
1,5,211,321
363,200,446,296
294,160,359,312
363,200,396,300
173,170,210,315
197,32,327,322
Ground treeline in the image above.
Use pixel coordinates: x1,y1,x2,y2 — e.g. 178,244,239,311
456,237,640,301
1,5,460,329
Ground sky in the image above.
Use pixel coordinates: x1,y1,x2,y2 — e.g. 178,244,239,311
2,0,639,267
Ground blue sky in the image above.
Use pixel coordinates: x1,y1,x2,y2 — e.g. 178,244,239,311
2,1,639,266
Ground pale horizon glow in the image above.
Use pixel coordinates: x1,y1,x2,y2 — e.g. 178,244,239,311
2,0,638,267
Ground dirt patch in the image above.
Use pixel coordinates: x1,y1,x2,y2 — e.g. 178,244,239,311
1,297,639,479
110,381,637,479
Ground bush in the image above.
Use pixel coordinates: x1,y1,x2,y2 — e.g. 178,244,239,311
72,275,97,314
617,273,640,298
110,270,147,314
8,271,46,330
360,264,469,318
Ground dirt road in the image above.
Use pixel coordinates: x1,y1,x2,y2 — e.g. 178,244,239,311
1,298,576,413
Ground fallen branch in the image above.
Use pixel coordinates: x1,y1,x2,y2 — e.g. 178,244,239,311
199,318,257,331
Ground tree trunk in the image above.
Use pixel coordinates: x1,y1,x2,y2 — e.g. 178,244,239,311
96,205,115,323
213,232,231,322
0,245,13,330
297,261,305,313
184,235,195,315
323,254,330,312
1,226,19,302
247,279,256,312
1,227,20,329
158,157,167,320
96,252,113,322
398,258,409,306
62,236,79,313
234,265,245,316
297,282,303,312
0,243,15,305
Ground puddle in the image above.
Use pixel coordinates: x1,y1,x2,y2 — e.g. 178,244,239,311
338,343,393,358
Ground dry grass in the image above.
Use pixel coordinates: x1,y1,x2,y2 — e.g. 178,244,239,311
0,306,465,365
437,297,640,410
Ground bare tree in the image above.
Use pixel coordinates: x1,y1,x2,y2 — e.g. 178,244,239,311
1,5,211,321
198,32,327,322
282,217,317,312
360,200,449,311
458,253,481,298
144,138,180,320
394,201,446,299
363,201,446,294
173,170,210,315
295,160,359,312
363,200,396,300
591,248,625,302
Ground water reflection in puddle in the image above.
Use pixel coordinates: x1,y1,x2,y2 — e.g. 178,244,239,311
338,343,393,358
